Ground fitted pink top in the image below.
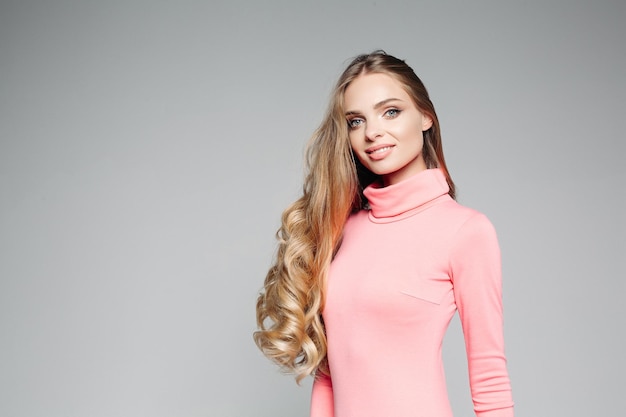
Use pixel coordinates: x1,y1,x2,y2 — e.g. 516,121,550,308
310,169,514,417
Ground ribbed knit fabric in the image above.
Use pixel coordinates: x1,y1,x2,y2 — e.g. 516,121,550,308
310,169,514,417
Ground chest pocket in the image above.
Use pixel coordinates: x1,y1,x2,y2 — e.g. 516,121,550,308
400,275,451,305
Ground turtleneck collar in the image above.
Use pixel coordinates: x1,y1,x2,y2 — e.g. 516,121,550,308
363,168,451,221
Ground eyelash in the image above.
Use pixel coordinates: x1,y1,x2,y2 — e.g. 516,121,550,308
347,108,402,129
348,119,363,129
385,108,401,118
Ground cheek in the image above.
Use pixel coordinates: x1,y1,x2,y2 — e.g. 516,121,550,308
401,125,425,146
348,135,368,164
348,133,359,152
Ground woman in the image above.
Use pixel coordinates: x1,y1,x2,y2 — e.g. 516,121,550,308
254,51,514,417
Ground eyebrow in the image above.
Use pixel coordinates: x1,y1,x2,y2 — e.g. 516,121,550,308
345,98,405,116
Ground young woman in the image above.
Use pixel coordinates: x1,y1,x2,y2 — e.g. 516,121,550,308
254,51,514,417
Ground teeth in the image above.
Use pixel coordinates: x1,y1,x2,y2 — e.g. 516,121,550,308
371,146,392,154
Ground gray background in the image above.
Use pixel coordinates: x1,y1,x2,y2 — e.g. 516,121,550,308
1,0,624,416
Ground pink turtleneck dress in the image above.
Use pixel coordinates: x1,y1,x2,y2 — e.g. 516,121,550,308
310,169,514,417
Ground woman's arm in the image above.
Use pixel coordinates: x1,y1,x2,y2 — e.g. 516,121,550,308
450,212,515,417
310,371,334,417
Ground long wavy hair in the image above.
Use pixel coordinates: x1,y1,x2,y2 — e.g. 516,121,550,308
254,51,455,382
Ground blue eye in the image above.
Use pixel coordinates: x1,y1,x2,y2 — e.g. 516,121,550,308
348,118,363,129
385,108,401,118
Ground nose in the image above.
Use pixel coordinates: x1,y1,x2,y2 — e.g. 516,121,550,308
365,120,383,141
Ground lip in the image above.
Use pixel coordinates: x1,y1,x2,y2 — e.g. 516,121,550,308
366,144,395,153
365,144,395,160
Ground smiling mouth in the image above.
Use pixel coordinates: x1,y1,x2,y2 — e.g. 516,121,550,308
366,145,394,154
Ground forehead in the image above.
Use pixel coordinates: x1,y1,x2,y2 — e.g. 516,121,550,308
343,73,410,108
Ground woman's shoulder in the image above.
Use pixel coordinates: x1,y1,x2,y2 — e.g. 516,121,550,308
345,207,371,223
437,198,497,236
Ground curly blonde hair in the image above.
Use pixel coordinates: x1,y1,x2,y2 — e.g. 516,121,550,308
254,51,455,383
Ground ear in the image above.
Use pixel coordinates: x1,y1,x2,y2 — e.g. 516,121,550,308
422,114,433,131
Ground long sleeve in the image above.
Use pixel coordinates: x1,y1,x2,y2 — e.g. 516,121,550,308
450,213,514,417
310,372,334,417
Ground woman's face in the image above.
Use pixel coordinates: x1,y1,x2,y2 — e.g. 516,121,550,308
344,73,432,186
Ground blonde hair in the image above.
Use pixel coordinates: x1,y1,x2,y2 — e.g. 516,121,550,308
254,51,455,382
